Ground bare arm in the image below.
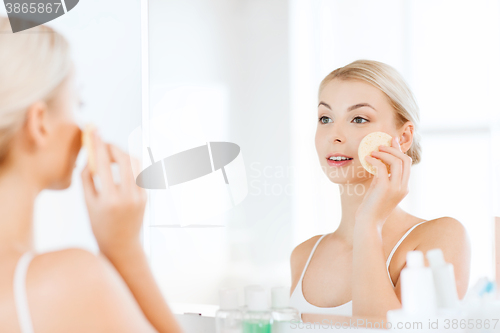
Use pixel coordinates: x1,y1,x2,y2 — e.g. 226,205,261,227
100,242,183,333
352,223,401,317
80,128,183,333
351,217,471,317
351,137,412,316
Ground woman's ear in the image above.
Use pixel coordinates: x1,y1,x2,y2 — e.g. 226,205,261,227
399,121,414,154
23,101,50,150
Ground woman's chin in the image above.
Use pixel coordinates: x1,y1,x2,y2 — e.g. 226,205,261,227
328,177,370,185
49,183,71,190
48,175,73,190
328,177,353,185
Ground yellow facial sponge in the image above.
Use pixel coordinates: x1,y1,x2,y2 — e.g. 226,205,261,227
81,123,97,174
358,131,392,176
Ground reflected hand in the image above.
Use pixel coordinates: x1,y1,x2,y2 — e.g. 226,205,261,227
355,136,412,230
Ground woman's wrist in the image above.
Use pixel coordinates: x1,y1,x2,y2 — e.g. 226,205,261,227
354,216,384,236
99,238,144,263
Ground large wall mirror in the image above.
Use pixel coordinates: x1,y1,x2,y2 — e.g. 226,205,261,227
142,0,500,313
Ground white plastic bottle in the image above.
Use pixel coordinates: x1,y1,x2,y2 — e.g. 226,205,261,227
401,250,437,315
215,288,243,333
270,286,300,333
387,251,439,332
242,287,272,333
240,285,262,314
426,248,460,310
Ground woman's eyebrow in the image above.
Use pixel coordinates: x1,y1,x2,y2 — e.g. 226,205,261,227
318,101,377,112
318,101,331,109
349,103,377,112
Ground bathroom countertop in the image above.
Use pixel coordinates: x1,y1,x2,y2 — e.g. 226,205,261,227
174,313,390,332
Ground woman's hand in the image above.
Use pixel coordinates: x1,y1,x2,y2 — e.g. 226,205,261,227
355,136,412,231
81,129,147,256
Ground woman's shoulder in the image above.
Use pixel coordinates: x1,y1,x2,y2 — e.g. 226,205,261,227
411,216,468,240
402,216,469,253
28,248,155,333
412,216,471,298
290,235,325,287
28,248,115,331
31,248,108,288
290,234,324,263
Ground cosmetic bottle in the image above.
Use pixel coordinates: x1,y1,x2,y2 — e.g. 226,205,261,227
401,250,437,315
387,251,441,332
426,248,460,310
270,286,300,333
242,286,272,333
215,288,243,333
240,285,262,314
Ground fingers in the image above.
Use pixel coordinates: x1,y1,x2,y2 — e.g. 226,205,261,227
81,163,97,203
93,130,115,194
392,137,411,189
371,149,401,184
130,155,147,201
107,144,146,202
365,154,389,180
373,137,412,191
107,144,134,194
402,155,412,187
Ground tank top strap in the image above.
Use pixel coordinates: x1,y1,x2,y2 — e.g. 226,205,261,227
297,234,327,283
14,251,36,333
386,220,429,269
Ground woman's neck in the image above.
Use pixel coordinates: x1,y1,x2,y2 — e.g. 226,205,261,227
0,164,39,255
334,177,407,247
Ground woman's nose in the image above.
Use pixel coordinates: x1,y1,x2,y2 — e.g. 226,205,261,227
327,125,345,143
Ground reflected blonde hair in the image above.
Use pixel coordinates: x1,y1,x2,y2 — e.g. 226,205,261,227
0,16,72,166
319,59,422,165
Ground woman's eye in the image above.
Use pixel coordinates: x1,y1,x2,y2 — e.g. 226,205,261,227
318,116,332,124
353,116,368,124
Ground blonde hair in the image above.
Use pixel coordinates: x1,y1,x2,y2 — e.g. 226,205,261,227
0,16,72,166
319,59,422,165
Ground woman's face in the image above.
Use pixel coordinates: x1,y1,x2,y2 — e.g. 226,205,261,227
40,68,83,190
315,78,402,184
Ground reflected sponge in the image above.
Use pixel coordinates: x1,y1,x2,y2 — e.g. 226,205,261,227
358,131,392,176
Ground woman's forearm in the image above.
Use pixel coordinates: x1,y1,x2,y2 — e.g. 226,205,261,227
352,222,401,317
100,241,184,333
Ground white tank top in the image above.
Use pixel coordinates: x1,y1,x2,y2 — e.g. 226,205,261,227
289,220,429,316
14,251,36,333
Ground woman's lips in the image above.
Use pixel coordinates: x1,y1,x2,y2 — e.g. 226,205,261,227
326,158,353,167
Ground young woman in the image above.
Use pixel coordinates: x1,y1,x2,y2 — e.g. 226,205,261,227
289,59,471,320
0,17,182,333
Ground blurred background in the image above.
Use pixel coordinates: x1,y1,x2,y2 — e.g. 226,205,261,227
2,0,500,313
